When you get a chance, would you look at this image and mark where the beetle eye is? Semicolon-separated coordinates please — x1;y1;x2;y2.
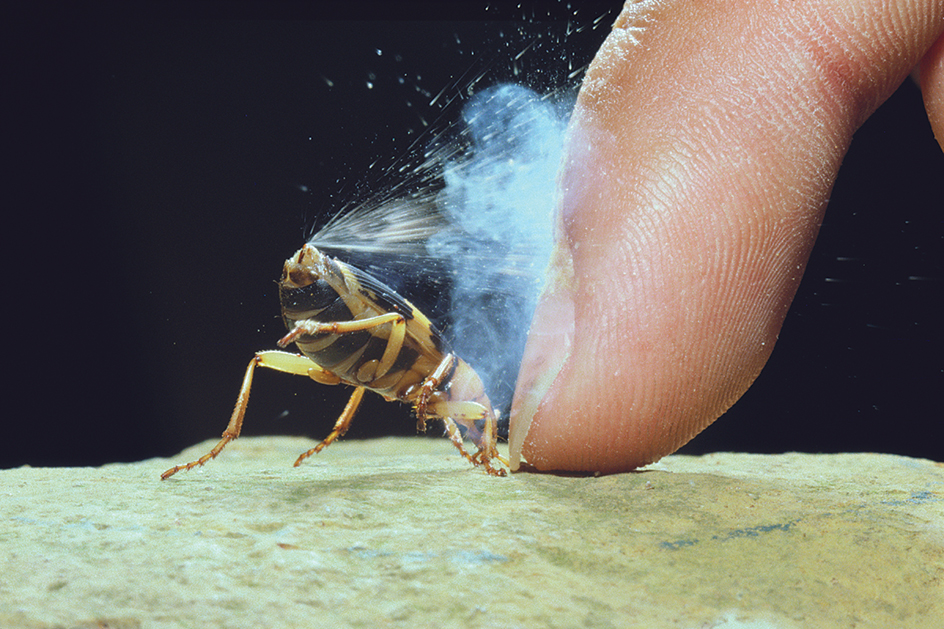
279;278;337;312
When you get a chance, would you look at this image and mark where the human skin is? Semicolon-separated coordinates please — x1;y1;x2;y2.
508;0;944;473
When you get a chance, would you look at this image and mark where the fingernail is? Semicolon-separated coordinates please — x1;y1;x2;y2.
508;240;576;470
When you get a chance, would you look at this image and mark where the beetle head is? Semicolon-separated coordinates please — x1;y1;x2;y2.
279;245;342;314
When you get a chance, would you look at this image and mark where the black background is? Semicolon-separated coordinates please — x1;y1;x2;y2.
6;3;942;469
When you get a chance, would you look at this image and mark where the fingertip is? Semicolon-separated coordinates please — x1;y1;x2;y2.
508;240;576;471
512;0;944;475
919;32;944;151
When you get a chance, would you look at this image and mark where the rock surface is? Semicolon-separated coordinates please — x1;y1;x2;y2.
2;437;942;628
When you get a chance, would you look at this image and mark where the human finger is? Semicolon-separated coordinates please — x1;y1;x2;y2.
509;0;944;473
917;30;944;149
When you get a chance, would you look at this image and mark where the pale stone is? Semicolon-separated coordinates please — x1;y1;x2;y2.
1;437;941;628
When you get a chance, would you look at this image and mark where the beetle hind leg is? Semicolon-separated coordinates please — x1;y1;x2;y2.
440;417;477;464
424;398;507;477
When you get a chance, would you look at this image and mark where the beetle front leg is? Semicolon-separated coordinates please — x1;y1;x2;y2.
278;312;407;380
161;350;335;480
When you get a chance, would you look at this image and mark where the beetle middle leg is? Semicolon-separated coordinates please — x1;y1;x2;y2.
277;312;409;467
161;350;342;480
293;385;366;467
